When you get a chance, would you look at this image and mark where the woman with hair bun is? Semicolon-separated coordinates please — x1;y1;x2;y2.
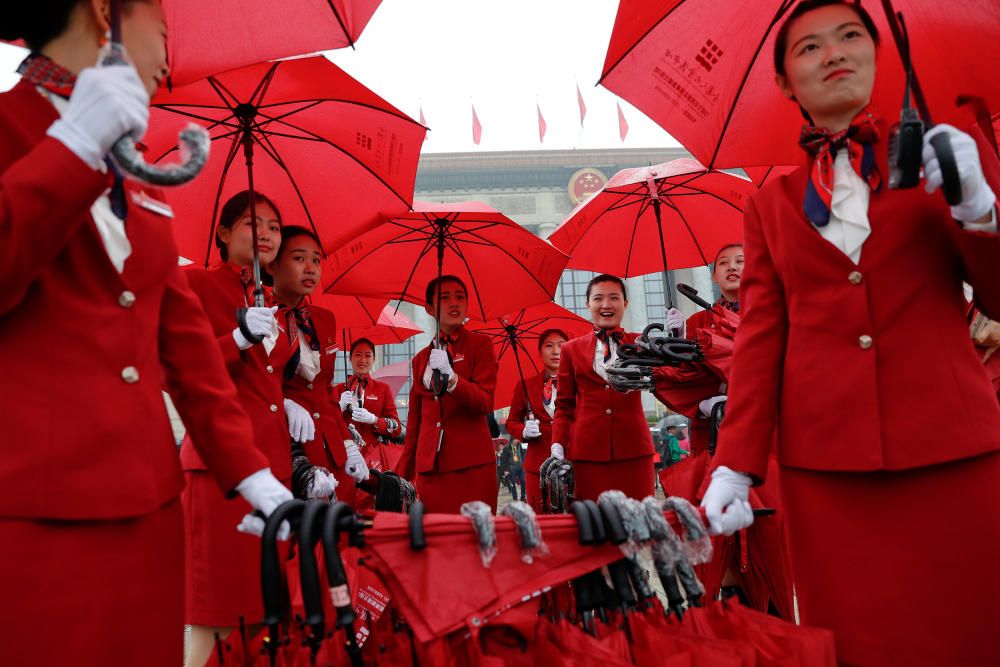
0;3;288;665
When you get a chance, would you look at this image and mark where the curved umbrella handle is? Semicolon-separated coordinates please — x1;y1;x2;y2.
101;45;209;186
260;499;305;664
297;500;331;637
929;131;963;206
321;501;358;628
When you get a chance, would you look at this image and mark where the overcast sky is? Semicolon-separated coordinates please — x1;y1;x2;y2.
0;0;681;154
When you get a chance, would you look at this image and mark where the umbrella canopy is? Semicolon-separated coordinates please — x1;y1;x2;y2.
371;359;411;400
164;0;385;86
466;303;592;410
145;56;426;270
600;0;1000;168
322;201;569;322
549;159;751;309
312;295;423;347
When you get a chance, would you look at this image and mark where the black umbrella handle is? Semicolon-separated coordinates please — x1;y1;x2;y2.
677;283;714;312
929;132;963;206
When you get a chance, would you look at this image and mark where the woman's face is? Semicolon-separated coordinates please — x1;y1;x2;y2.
218;201;282;267
713;246;744;293
269;234;322;299
350;345;375;376
119;0;170;96
776;4;877;126
425;280;468;329
587;281;627;329
539;334;567;372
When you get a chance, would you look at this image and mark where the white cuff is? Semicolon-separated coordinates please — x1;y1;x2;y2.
233;328;253;350
47;118;105;170
961;207;998;233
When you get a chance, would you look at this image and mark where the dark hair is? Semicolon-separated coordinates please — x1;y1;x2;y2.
585;274;628;301
712;243;744;266
215;190;281;262
537;328;569;351
350;337;375;356
773;0;880;78
273;226;320;262
2;1;148;52
425;274;467;305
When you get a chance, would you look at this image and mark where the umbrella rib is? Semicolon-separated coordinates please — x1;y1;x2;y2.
598;0;693;82
621;198;648;277
201;134;246;266
661;196;710;266
150;116;240;162
256;98;424;129
206;76;243;114
324;0;354;45
456;226;559;298
448;241;490;321
249;63;281;109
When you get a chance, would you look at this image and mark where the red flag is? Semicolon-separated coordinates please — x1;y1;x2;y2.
576;84;587;126
537;103;547;143
472;104;482;145
617;101;629;142
419;106;426;127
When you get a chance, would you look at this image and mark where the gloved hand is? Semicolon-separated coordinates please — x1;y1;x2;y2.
338;390;357;412
522;418;542;439
923;124;998;225
307;467;338;500
351;407;378;425
698;395;727;418
343;440;370;482
283;399;315;443
700;466;754;536
665;307;686;337
46;62;149;170
429;348;454;376
550;442;565;461
233;306;279;350
235;468;294;540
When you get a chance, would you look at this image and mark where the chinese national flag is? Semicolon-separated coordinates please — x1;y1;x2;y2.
419;106;426;127
537;104;547;143
576;84;587;126
472;104;482;145
617;101;629;142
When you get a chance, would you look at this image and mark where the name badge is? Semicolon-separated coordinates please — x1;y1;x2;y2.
324;345;339;356
131;190;174;218
452;354;465;363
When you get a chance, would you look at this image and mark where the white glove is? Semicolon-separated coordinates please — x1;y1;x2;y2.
522;418;542;439
698;395;727;418
343;440;370;482
307;467;338;500
233;306;279;350
429;348;454;376
550;442;565;460
665;307;686;337
338;390;357;412
351;407;378;425
235;468;294;540
46;63;149;170
700;466;754;536
283;399;316;443
923;124;997;224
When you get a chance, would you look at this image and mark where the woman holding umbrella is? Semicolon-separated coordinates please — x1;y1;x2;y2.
397;275;500;512
505;328;568;511
549;274;656;501
702;2;1000;664
0;3;291;665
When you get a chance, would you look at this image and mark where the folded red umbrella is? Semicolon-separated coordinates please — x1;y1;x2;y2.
466;303;592;410
164;1;385;86
549;160;751;309
630;604;748;667
146;56;425;293
600;0;1000;168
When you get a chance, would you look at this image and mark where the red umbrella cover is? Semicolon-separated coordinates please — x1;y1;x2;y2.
164;0;384;86
600;0;1000;168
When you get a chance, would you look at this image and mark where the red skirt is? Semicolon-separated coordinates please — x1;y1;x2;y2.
573;455;655;502
416;463;498;514
780;453;1000;666
0;499;183;666
184;471;276;627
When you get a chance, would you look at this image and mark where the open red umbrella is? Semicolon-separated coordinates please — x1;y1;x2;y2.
145;56;425;303
164;1;385;86
466;303;592;411
372;360;412;400
548;159;751;312
600;0;1000;168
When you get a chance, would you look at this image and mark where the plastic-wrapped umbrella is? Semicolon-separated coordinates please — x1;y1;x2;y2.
548;159;750;321
322;201;568;395
144;56;426;305
466;302;592;411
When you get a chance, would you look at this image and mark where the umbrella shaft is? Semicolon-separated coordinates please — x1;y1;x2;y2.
241;126;265;307
651;199;677;314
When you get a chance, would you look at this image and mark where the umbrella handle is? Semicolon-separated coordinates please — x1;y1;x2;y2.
677;283;714;311
101;44;209;185
929;131;963;206
408;500;427;550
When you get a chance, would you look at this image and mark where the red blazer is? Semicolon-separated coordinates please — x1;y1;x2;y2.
552;332;655;462
397;326;497;478
330;375;403;448
179;264;293;482
715;123;1000;481
505;371;557;474
0;80;266;519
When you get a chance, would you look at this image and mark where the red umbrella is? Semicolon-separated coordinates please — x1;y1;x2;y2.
548;159;751;312
372;360;412;400
164;1;385;86
466;303;592;410
145;56;425;303
744;165;797;189
599;0;1000;168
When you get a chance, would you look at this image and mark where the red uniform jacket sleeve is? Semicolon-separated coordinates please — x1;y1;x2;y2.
506;380;529;442
159;266;268;493
374;382;403;438
447;336;497;415
397;369;423;481
712;196;788;482
551;341;578;448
